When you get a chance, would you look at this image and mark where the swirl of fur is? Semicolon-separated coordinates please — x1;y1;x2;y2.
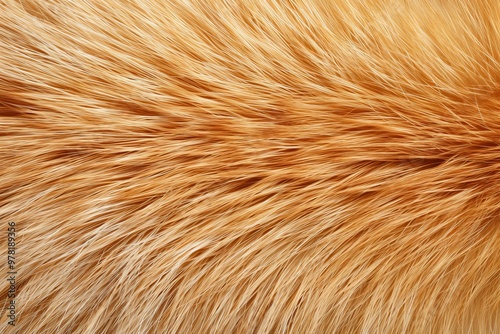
0;0;499;333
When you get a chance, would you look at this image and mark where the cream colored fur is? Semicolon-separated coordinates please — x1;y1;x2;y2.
0;0;499;333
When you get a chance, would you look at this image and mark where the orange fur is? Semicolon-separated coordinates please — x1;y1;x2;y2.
0;0;499;333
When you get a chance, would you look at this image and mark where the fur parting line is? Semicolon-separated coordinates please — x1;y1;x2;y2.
0;0;499;333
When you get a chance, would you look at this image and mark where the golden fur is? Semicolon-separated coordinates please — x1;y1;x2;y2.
0;0;499;333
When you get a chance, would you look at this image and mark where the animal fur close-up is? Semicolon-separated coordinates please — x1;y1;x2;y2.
0;0;499;333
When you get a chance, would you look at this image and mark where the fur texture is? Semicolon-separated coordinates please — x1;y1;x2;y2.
1;0;499;333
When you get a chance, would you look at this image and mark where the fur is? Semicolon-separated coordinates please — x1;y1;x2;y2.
0;0;499;333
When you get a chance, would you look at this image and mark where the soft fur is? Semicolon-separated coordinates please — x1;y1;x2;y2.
0;0;499;333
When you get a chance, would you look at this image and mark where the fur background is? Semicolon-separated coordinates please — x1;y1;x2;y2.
0;0;499;333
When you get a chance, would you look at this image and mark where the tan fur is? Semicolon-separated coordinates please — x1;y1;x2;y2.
0;0;499;333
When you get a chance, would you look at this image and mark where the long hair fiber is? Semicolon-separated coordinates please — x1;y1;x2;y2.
0;0;499;333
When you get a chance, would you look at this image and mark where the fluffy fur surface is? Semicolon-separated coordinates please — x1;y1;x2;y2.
1;0;499;333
